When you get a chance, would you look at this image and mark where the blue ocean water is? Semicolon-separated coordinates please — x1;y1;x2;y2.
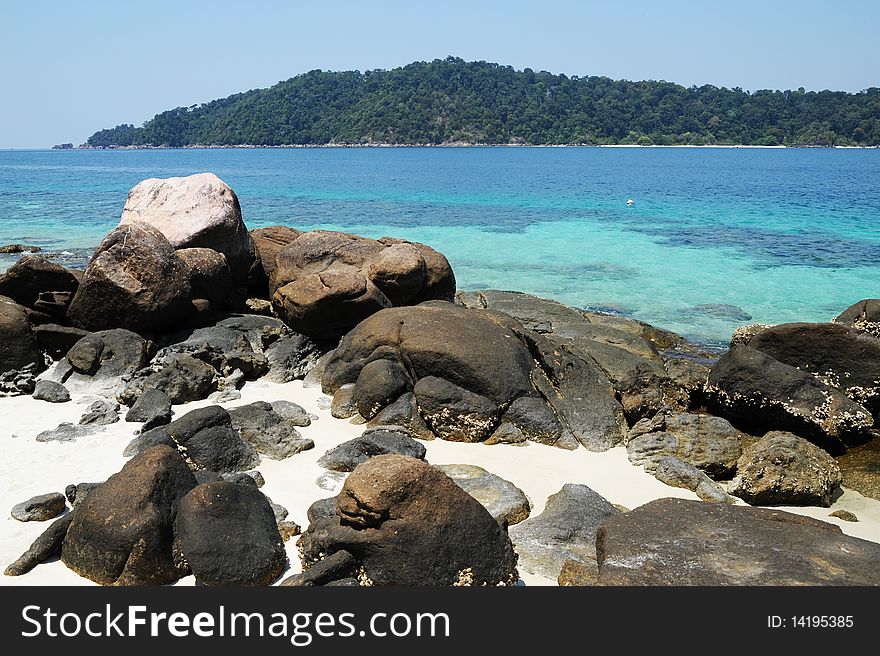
1;147;879;345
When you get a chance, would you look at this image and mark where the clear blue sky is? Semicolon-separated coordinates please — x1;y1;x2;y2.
2;0;878;148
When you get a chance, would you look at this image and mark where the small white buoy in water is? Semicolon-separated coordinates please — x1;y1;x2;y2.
626;199;635;206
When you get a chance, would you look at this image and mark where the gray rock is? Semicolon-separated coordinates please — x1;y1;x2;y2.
79;399;120;426
209;389;242;403
120;353;216;406
228;401;314;460
11;492;66;522
59;328;154;396
436;464;530;526
270;400;314;426
413;376;500;442
498;396;563;445
730;431;843;507
626;413;743;479
509;484;619;580
125;388;172;430
35;422;96;443
317;427;426;472
596;497;880;585
264;333;321;383
32;380;70;403
307;496;338;523
653;456;735;504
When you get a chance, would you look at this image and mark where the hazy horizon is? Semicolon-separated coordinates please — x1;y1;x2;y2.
3;0;879;148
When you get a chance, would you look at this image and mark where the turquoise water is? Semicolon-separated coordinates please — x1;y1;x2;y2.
2;147;879;345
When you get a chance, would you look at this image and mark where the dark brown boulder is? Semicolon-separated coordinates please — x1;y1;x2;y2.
177;247;231;310
250;226;302;279
298;454;518;586
67;222;193;332
0;255;79;308
596;497;880;585
0;295;43;375
835;298;880;336
60;445;198;585
269;230;455;339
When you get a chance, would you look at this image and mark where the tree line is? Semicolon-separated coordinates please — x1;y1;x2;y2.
86;57;880;147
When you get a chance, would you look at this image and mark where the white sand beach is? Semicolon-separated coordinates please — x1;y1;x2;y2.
3;371;879;587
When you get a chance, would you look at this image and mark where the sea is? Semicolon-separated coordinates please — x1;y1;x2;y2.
2;146;879;346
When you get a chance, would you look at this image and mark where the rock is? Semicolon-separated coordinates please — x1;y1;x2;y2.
0;296;43;375
652;456;735;503
5;515;72;576
228;401;314;459
64;483;101;507
120;354;216;405
177;247;231;310
497;396;563;445
557;559;598;586
58;329;154;396
68;222;193;332
829;510;858;522
0;256;79;308
836;438;880;500
0;244;41;254
61;445;198;585
125;405;260;473
209;389;241;403
330;383;357;419
264;333;321;383
730;431;843;507
35;422;95;443
173;482;287;586
270;400;313;426
413;376;500;442
509;484;618;581
299;455;518;586
119;173;255;281
0;363;38;396
436;464;530;526
748;322;880;416
626;413;743;479
250;226;302;281
125;388;173;429
324;301;625;447
33;290;76;321
79;399;120;426
281;550;356;587
317;427;427;472
706;344;873;454
834;299;880;337
33;324;90;360
278;521;301;542
595;497;880;585
32;380;70;403
730;323;773;346
269;230;455;339
11;492;66;522
307;497;338;522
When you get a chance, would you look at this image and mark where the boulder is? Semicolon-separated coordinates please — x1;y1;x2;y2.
35;422;96;443
125;405;260;473
509;484;618;580
32;324;90;360
0;296;43;375
730;431;843;506
173;482;287;586
323;301;626;448
748;322;880;416
317;427;427;472
5;515;73;576
298;454;518;586
250;226;302;280
119;173;255;281
67;222;193;332
11;492;66;522
227;401;314;460
120;353;216;405
836;438;880;500
436;464;531;526
280;549;357;587
626;413;743;479
269;230;455;339
835;299;880;337
264;333;321;383
79;399;120;426
706;344;873;454
177;247;231;310
125;388;173;429
595;497;880;585
32;380;70;403
652;456;735;504
270;400;313;426
57;328;154;396
0;256;79;308
61;445;198;585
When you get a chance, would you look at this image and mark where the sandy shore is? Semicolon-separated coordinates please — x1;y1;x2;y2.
3;373;879;587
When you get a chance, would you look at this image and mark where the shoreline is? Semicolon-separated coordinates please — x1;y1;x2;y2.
40;143;880;151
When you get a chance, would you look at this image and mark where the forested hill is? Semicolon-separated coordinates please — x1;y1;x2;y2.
86;57;880;147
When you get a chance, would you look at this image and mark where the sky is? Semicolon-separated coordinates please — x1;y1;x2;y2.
2;0;878;148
